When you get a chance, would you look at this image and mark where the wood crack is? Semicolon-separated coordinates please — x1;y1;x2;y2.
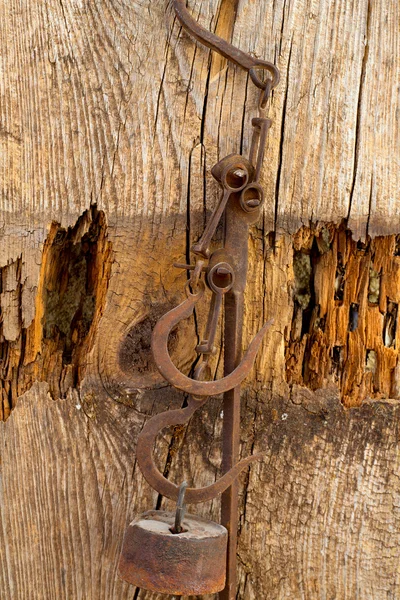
347;0;372;225
274;38;292;236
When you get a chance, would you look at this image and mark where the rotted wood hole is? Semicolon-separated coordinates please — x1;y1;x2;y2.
0;205;112;420
3;215;400;421
286;222;400;407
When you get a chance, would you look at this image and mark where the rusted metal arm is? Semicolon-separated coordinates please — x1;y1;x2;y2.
173;0;280;89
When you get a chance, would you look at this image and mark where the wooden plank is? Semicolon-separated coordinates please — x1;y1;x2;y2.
0;0;399;598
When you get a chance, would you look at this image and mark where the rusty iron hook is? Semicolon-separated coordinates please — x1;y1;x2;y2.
136;394;262;504
151;283;273;396
139;281;272;503
173;0;280;89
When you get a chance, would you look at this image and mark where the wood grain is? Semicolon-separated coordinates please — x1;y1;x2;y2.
1;383;400;599
0;0;399;598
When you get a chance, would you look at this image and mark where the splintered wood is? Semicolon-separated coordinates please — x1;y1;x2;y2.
0;206;112;420
286;225;400;406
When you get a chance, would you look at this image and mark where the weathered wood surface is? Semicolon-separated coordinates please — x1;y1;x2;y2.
2;384;400;599
0;0;399;598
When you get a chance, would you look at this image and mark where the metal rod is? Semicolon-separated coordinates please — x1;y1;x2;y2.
171;480;188;534
220;387;241;600
219;191;252;598
220;294;243;600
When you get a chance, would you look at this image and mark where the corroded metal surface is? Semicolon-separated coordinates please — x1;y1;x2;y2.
119;510;228;596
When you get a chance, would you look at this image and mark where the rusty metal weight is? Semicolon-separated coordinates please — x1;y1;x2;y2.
119;1;279;597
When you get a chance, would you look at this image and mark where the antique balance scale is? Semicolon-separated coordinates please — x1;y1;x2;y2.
119;1;279;597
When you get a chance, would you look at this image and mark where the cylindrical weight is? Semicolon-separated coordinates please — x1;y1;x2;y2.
119;510;228;596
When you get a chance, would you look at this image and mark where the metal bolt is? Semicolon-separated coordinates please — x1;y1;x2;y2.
246;199;261;208
216;267;231;276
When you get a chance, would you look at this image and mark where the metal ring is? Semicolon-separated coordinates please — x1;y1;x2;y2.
249;64;280;90
239;183;264;213
193;358;211;382
207;262;235;295
185;278;205;298
222;162;250;192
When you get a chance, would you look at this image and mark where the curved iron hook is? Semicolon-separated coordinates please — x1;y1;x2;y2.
136;395;262;503
151;286;273;396
173;0;280;89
